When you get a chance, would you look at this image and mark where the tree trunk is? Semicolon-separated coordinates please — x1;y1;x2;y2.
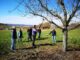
63;28;68;52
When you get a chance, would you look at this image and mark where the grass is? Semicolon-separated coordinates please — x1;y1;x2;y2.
0;28;80;54
68;28;80;48
0;30;11;54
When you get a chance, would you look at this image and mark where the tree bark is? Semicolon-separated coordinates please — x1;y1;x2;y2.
63;27;68;52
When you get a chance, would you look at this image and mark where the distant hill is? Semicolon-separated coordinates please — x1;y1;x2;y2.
69;23;80;29
37;22;51;29
0;23;33;30
7;24;33;27
37;22;80;29
0;23;9;30
0;23;8;26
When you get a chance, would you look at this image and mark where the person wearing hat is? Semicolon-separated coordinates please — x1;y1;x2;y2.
11;26;17;50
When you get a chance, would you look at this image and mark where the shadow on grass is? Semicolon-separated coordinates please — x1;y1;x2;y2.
17;43;53;50
22;37;49;42
37;43;53;47
56;40;63;42
67;48;80;51
17;47;35;50
36;37;49;40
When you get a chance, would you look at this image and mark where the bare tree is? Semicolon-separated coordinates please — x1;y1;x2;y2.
12;0;80;52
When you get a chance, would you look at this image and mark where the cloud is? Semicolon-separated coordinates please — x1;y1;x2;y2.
0;14;79;26
0;15;43;25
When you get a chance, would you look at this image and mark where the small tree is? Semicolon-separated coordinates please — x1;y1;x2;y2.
13;0;80;52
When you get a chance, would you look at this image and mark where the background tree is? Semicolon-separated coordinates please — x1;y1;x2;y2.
11;0;80;52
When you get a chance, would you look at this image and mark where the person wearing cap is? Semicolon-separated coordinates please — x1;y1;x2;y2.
11;26;17;50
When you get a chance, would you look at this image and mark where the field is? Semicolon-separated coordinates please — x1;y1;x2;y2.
0;28;80;60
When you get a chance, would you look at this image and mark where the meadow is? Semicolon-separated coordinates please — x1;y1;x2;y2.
0;28;80;54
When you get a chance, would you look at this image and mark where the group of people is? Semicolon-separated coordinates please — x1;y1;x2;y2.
27;25;41;47
11;26;23;50
27;26;41;41
11;25;42;50
11;25;56;51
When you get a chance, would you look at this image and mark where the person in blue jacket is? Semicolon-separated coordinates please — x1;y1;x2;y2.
49;29;56;44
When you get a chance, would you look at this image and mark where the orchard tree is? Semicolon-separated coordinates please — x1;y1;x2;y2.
12;0;80;52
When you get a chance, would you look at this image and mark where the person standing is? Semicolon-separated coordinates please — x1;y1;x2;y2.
18;28;23;41
32;25;37;48
11;26;17;50
49;29;56;44
17;28;23;48
27;27;32;41
37;27;41;39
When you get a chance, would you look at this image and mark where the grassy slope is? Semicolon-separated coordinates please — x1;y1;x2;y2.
0;28;80;53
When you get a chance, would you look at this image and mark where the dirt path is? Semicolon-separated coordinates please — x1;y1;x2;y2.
0;43;80;60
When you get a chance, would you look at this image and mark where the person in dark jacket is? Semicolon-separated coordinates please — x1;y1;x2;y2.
11;26;17;50
37;27;41;39
27;27;32;41
49;29;56;44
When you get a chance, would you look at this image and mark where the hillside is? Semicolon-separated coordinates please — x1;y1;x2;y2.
0;23;33;30
0;23;9;30
37;22;51;29
69;23;80;29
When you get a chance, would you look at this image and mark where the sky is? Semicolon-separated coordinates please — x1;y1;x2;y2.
0;0;43;25
0;0;79;25
0;0;65;25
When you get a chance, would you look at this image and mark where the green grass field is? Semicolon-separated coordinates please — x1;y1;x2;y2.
0;28;80;54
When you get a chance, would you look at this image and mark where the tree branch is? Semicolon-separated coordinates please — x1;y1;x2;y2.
67;2;79;24
57;0;67;21
31;12;63;29
38;0;64;24
68;23;80;30
9;0;24;13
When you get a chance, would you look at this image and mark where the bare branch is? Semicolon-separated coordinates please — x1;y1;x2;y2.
67;1;79;24
9;0;24;13
57;0;67;21
31;12;63;29
38;0;64;24
68;23;80;30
